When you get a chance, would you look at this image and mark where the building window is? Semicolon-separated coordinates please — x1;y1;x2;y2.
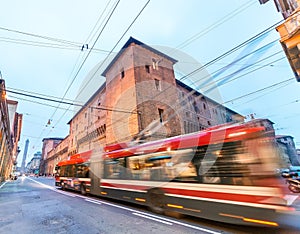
145;65;150;73
155;79;161;91
203;103;206;110
152;58;159;70
158;108;164;123
120;69;125;78
193;101;199;113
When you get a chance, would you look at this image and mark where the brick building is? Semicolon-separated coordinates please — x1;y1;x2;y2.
43;37;243;174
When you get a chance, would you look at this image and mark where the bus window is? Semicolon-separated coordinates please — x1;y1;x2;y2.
127;150;197;181
191;142;252;185
65;165;76;177
60;166;66;177
77;164;89;178
104;158;128;179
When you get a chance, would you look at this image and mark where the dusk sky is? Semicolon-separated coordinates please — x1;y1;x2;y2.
0;0;299;165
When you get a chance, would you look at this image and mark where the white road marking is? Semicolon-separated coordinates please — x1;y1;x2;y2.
132;212;173;225
85;198;102;205
0;181;7;189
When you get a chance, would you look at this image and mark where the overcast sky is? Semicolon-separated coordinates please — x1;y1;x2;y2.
0;0;299;165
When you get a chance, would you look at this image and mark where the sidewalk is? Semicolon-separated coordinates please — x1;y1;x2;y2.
0;177;56;234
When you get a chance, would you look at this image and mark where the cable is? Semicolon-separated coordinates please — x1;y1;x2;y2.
45;0;120;136
179;22;282;83
39;0;122;147
176;1;256;50
220;77;295;106
186;39;281;90
0;26;80;46
50;0;121;113
76;0;151;96
0;28;112;54
4;88;137;114
202;53;286;93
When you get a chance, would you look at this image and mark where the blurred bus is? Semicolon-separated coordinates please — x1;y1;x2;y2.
55;119;300;227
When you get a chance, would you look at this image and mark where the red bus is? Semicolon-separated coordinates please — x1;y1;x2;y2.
55;119;300;227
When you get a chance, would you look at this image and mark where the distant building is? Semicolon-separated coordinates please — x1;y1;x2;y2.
39;138;64;175
26;151;42;174
276;135;300;166
44;136;69;176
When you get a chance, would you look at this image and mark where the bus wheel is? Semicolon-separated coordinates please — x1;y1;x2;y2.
147;188;165;214
61;182;66;190
80;183;87;195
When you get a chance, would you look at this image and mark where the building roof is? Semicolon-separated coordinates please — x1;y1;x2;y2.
101;37;178;77
176;79;241;116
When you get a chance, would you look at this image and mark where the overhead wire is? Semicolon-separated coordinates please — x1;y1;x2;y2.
184;39;282;91
0;27;112;53
0;26;80;46
29;0;123;151
175;1;256;50
4;88;137;114
47;0;122;120
46;0;119;136
76;0;151;96
220;77;294;106
179;20;283;83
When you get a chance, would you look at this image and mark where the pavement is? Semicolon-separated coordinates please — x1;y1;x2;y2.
0;176;57;234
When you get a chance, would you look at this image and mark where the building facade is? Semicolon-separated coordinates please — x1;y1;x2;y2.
26;151;42;175
276;135;300;166
40;137;64;175
43;37;244;173
260;0;300;81
44;136;69;175
0;79;22;182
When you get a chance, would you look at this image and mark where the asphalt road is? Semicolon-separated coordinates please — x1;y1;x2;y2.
0;176;223;234
1;176;300;234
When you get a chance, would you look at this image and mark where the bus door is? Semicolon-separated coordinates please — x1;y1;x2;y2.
90;159;102;195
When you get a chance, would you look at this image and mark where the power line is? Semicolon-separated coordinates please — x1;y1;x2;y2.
76;0;151;96
4;88;137;114
0;26;80;46
47;0;121;132
52;0;121;110
221;77;295;106
179;21;283;83
0;27;112;53
176;1;256;50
